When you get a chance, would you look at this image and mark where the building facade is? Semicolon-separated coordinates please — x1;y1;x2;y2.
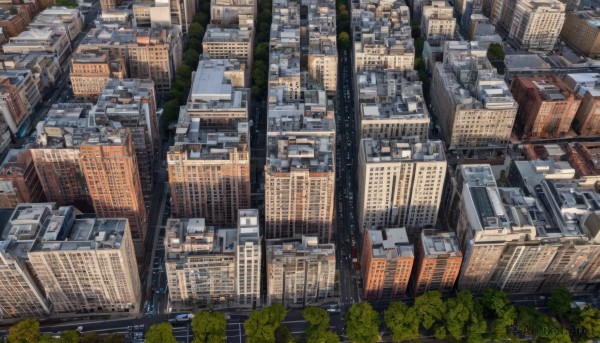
413;230;462;295
235;209;261;308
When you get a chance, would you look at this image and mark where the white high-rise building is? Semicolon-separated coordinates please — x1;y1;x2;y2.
358;139;447;233
235;209;261;308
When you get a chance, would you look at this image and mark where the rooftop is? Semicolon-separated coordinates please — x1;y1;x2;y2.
420;230;461;257
361;139;445;163
165;218;237;257
368;228;414;259
188;59;248;111
171;117;248;160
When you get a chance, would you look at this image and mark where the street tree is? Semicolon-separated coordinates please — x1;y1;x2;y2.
8;319;40;343
413;291;446;333
274;326;292;343
548;286;573;318
579;307;600;340
307;330;340;343
384;301;419;342
145;323;177;343
337;32;351;50
192;311;227;343
244;304;286;343
303;307;330;332
345;302;380;343
184;49;200;69
189;23;205;40
481;289;516;339
59;330;80;343
444;290;486;342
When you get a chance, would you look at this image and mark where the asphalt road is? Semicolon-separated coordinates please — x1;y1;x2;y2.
335;47;362;315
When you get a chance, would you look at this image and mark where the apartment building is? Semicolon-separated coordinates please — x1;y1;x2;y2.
31;103;96;211
361;228;414;300
563;73;600;136
357;139;446;233
421;0;456;41
413;230;462;295
306;3;337;92
168;116;250;226
268;18;301;104
3;28;71;64
0;149;45;208
127;28;182;95
508;0;565;51
0;53;61;94
431;41;517;149
236;209;261;308
0;203;54;318
266;236;336;306
0;69;41;136
352;3;414;72
79;128;147;257
164;218;236;309
202;25;253;68
70;52;127;100
77;25;182;95
511;76;581;139
93;78;157;204
265;92;336;242
448;164;600;294
28;7;84;42
185;58;249;130
210;0;256;26
356;70;429;141
561;11;600;57
100;0;122;12
566;142;600;188
0;9;28;39
455;0;483;30
28;209;141;314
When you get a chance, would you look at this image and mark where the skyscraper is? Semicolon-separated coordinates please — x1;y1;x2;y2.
79;128;147;257
357;139;446;233
235;209;261;308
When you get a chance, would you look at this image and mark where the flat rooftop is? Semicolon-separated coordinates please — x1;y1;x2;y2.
368;228;414;259
421;230;461;257
361;139;445;163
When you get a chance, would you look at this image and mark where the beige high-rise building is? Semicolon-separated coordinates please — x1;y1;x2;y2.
449;164;600;294
29;212;141;314
361;228;414;300
186;58;249;130
0;203;54;318
31;103;96;211
266;236;336;306
70;52;127;100
265;91;336;242
164;218;236;309
430;41;517;149
563;73;600;136
79;128;147;257
306;3;337;92
236;209;261;308
94;79;158;204
356;70;430;141
413;230;462;295
100;0;122;12
357;139;446;233
421;0;456;40
508;0;565;51
202;25;253;68
168;117;250;227
353;4;414;72
561;11;600;57
210;0;256;26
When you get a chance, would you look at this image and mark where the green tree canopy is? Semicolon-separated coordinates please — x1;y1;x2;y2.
579;307;600;340
482;288;516;339
413;291;446;332
184;49;200;69
189;38;202;53
274;326;292;343
254;42;269;62
244;304;286;343
188;22;205;40
59;330;80;343
345;303;380;343
337;32;351;51
193;13;209;25
487;43;505;61
384;301;419;342
8;319;40;343
444;290;486;342
192;311;227;343
55;0;78;7
307;330;340;343
146;323;177;343
548;286;573;318
303;307;330;332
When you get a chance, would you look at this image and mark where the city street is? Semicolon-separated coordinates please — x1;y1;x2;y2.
334;47;362;315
